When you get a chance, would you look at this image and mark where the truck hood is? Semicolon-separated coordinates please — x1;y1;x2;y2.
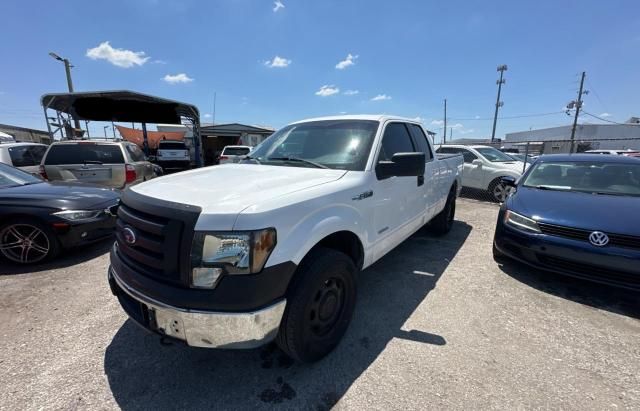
131;164;347;215
495;161;526;173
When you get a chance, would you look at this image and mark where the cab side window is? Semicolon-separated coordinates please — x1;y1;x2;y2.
126;145;146;162
378;123;415;162
408;124;433;162
461;149;478;163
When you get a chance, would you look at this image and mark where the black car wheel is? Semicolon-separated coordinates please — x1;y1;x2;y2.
0;220;60;264
276;247;357;363
430;187;456;235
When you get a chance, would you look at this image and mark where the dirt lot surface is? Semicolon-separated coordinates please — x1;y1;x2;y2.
1;198;639;410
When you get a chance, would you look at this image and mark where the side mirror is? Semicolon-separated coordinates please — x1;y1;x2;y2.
472;159;483;166
376;152;425;180
500;176;517;187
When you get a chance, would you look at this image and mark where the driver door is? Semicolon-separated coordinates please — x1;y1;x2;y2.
371;122;425;261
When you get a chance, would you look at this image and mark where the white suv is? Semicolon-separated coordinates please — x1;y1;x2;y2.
436;144;526;202
218;145;251;164
0;142;48;175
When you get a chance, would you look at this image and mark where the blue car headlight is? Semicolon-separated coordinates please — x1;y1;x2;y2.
504;210;541;234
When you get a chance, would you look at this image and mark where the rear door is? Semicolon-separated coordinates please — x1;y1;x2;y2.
407;124;440;220
43;143;126;187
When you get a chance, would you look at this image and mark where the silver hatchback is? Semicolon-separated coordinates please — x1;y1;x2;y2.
40;140;155;188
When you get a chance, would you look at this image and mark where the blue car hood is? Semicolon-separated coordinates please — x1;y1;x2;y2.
509;187;640;236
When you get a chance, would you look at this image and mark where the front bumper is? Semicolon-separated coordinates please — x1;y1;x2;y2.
494;217;640;290
56;215;117;248
109;266;287;349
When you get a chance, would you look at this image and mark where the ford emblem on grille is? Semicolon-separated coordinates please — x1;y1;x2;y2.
588;231;609;247
123;227;137;245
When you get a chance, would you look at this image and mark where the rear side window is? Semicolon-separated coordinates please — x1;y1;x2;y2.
44;144;125;165
408;124;433;161
126;145;146;162
378;123;415;162
8;145;47;167
223;147;250;156
436;147;458;154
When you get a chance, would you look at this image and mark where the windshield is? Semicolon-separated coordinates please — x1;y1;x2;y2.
158;141;187;149
249;120;379;170
523;161;640;196
475;147;517;162
0;163;42;188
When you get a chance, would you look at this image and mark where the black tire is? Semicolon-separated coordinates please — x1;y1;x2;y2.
276;247;358;363
0;218;61;264
488;177;510;203
430;187;456;236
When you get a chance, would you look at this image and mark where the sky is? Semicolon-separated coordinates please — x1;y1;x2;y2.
1;0;639;141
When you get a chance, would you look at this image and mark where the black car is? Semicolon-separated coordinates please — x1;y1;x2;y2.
0;163;120;264
494;154;640;290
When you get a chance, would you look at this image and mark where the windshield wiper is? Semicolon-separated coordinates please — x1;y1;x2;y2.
534;185;572;191
266;157;329;169
243;155;261;164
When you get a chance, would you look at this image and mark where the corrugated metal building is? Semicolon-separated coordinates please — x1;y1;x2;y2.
0;123;52;144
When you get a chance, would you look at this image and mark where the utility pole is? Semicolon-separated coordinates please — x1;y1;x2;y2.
569;71;587;153
212;92;217;125
103;126;109;139
443;98;447;144
49;52;81;132
491;64;508;142
112;121;117;139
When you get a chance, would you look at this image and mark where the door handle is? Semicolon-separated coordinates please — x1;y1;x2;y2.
417;175;424;186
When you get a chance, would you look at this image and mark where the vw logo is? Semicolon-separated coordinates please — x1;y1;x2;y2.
122;227;137;245
588;231;609;247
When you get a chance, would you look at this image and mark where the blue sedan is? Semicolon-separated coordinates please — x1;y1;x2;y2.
493;154;640;290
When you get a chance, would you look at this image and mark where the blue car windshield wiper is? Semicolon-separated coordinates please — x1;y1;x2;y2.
535;185;572;191
266;156;329;169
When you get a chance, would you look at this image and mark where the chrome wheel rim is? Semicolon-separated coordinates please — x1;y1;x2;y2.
0;224;50;263
492;183;508;202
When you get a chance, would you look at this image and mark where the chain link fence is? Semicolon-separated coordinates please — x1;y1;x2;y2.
436;137;640;204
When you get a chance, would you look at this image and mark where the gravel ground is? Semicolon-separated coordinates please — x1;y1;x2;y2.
1;198;639;410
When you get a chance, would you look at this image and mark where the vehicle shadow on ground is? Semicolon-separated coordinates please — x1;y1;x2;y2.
104;221;472;410
0;237;113;275
497;259;640;320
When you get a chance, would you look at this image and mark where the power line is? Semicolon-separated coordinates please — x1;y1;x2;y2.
584;77;608;113
582;111;636;125
450;111;565;121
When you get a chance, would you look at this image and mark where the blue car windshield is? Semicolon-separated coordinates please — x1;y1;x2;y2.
0;163;42;188
523;161;640;196
248;120;379;171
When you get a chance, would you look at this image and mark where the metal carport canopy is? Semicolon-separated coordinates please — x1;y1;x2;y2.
40;90;199;124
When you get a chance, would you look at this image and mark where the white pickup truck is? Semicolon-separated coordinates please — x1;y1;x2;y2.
108;115;463;362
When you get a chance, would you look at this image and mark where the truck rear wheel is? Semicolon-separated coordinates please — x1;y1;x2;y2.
429;187;456;235
276;247;357;363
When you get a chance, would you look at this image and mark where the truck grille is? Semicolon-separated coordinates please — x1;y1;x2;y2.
115;191;201;286
538;223;640;251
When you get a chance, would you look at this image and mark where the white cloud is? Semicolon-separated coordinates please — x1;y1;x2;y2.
343;89;359;95
474;115;481;119
162;73;194;84
315;85;340;97
412;116;425;123
151;59;167;64
371;94;391;101
450;123;464;130
336;53;358;70
264;56;291;68
459;129;475;135
203;113;212;118
273;0;285;12
599;112;611;118
430;119;444;126
86;41;150;68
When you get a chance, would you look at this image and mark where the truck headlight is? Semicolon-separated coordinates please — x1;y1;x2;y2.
52;210;103;221
503;210;541;233
190;228;277;288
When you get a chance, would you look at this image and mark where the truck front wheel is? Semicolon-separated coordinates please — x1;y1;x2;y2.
276;248;357;363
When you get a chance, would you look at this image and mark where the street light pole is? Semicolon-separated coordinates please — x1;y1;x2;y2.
103;126;109;139
49;52;81;132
